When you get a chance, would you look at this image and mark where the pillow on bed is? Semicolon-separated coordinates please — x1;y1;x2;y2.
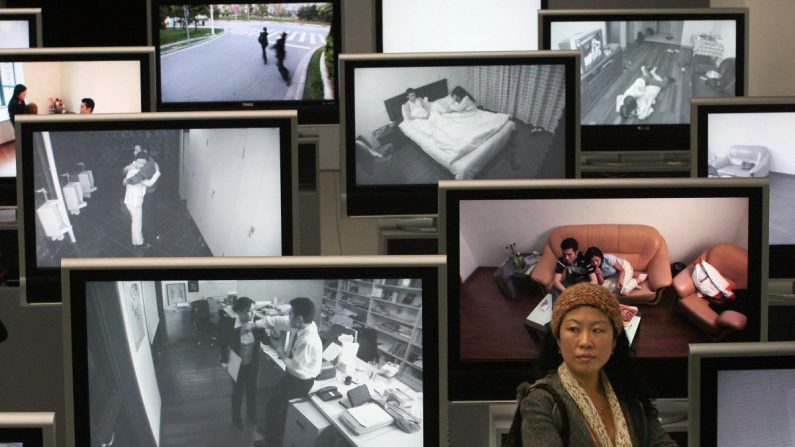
431;95;453;113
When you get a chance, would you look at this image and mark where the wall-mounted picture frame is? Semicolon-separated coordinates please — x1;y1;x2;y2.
166;282;187;306
187;280;199;293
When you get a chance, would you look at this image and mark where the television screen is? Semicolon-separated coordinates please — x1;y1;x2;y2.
376;0;546;53
150;1;341;124
0;47;155;202
0;9;42;49
439;178;767;400
540;8;747;152
341;52;578;217
693;97;795;279
62;255;442;447
17;111;296;303
0;412;55;447
689;342;795;447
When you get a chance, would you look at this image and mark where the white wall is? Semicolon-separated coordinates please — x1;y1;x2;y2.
458;197;749;280
237;279;324;316
0;20;30;48
353;66;467;147
142;281;159;345
708;112;795;175
116;281;161;446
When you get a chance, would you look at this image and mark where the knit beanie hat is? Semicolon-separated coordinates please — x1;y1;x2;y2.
551;283;623;338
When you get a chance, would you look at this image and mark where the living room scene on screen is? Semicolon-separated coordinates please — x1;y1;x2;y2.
706;111;795;246
0;60;143;177
86;278;424;446
550;19;737;125
158;3;335;103
353;64;567;183
456;197;753;363
31;127;283;267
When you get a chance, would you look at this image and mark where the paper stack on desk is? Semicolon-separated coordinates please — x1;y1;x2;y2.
339;402;394;435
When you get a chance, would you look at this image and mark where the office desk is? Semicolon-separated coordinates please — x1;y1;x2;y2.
260;345;424;447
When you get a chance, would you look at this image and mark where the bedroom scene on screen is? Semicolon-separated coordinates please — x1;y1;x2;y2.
31;127;282;267
0;21;30;49
353;64;567;184
456;197;754;363
706;112;795;246
84;278;425;446
0;60;143;178
157;3;335;103
716;368;795;447
550;19;737;125
379;0;541;53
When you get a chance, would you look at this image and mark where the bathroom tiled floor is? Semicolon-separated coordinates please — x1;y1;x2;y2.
37;190;212;266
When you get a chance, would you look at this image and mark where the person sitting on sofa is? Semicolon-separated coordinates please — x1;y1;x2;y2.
552;237;597;304
585;246;648;296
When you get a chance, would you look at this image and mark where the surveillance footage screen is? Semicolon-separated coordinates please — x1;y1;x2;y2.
156;3;335;104
550;19;738;125
0;21;30;48
31;126;284;267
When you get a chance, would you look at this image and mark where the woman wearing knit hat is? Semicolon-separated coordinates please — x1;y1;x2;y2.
514;283;676;446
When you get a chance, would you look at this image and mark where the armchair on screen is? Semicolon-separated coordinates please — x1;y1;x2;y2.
672;243;748;341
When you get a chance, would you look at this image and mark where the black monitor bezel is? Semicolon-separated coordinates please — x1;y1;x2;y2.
148;0;342;125
539;8;748;153
693;98;795;279
0;427;45;446
441;180;766;401
0;48;156;205
374;0;549;53
342;52;579;218
63;260;441;447
17;113;295;304
0;9;42;48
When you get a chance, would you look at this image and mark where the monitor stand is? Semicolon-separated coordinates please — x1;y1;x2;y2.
395;217;437;234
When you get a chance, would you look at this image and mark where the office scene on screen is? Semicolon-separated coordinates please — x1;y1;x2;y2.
379;0;541;53
706;112;795;246
157;3;334;103
353;65;567;183
0;60;143;177
0;21;30;48
717;369;795;446
550;19;737;125
84;278;425;446
31;127;282;267
457;197;754;362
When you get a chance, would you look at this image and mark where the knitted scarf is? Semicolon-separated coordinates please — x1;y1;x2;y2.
558;363;632;447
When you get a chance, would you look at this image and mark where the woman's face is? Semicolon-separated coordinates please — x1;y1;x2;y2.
451;93;461;102
236;306;253;323
18;90;27;100
591;256;602;268
557;305;615;382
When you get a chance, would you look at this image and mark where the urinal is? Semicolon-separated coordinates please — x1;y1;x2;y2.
62;182;87;215
77;163;97;198
36;200;68;240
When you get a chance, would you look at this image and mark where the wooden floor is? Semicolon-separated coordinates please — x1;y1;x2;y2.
0;140;15;177
769;171;795;245
357;119;563;184
583;41;693;125
156;339;264;446
459;267;711;361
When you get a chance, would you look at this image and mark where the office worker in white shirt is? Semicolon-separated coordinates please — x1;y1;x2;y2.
252;297;322;447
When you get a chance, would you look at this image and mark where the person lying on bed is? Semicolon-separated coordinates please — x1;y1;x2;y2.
615;66;674;120
443;86;478;113
402;87;431;120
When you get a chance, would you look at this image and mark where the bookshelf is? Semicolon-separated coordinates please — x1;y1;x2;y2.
320;278;423;386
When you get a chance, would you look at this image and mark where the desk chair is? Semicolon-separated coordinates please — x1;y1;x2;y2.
356;328;380;363
190;299;218;348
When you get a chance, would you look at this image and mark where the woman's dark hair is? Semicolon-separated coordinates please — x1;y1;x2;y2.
536;322;659;418
11;84;27;101
232;296;254;314
619;95;637;119
450;85;474;101
584;246;604;261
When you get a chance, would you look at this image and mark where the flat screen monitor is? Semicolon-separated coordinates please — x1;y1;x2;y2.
376;0;547;53
689;342;795;447
439;178;768;400
0;47;156;204
0;9;42;49
340;51;579;217
149;0;341;124
539;8;747;153
16;111;297;304
692;96;795;279
0;412;55;447
61;255;443;447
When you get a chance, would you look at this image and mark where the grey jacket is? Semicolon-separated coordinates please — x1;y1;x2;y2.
520;373;678;447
